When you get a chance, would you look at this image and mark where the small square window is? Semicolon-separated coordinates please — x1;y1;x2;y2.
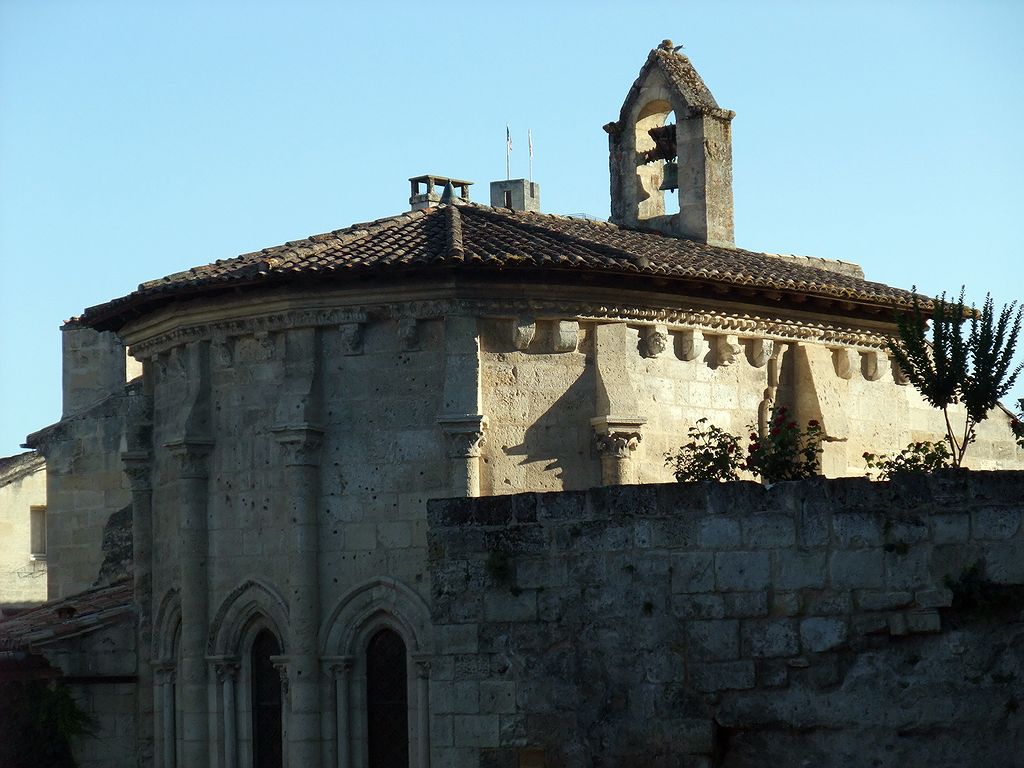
30;505;46;559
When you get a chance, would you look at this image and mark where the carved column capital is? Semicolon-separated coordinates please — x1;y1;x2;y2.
437;414;488;458
121;450;152;492
411;653;432;679
322;655;354;679
270;655;290;695
208;655;240;682
591;416;646;459
640;325;668;358
164;440;213;479
271;425;324;466
153;660;177;683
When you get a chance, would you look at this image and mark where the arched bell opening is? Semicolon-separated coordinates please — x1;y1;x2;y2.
633;100;679;221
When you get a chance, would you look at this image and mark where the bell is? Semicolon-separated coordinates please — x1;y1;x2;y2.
658;161;678;192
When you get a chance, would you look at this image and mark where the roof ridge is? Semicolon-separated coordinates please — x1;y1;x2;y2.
444;204;465;261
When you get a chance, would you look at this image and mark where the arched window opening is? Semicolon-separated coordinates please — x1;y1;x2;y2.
659;110;679;216
366;628;409;768
251;629;283;768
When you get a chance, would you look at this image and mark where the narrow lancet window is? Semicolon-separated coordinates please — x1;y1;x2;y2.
366;628;409;768
251;629;283;768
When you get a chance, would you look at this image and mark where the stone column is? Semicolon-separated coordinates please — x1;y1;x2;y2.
437;415;488;497
413;655;431;768
123;429;154;768
212;658;240;768
323;656;354;768
271;656;292;768
154;662;176;768
591;416;645;485
167;439;213;768
272;426;323;767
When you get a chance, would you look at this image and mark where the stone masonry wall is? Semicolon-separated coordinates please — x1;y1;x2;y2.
427;472;1024;768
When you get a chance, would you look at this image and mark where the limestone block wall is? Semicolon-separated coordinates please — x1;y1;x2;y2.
427;473;1024;768
0;457;47;608
27;327;136;600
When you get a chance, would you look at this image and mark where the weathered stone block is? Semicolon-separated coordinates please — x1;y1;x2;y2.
804;592;852;615
799;617;848;652
684;619;739;660
483;591;537;622
774;550;827;590
436;623;479;654
723;591;769;618
479;680;517;714
671;552;715;593
742;619;799;658
971;508;1021;540
770;591;801;617
796;504;829;547
672;594;726;620
757;659;790;688
829;550;884;588
832;513;884;547
715;551;770;591
855;590;913;611
742;515;796;548
983;542;1024;584
452;714;500;747
906;609;942;633
691;660;756;692
914;587;954;608
884;546;932;590
698;516;741;548
932;513;970;544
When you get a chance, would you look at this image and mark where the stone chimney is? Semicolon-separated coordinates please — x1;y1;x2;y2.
604;41;735;247
489;179;541;212
409;174;473;210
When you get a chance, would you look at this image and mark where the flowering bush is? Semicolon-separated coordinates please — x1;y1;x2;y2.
1012;398;1024;450
745;406;822;482
863;441;952;480
665;418;744;482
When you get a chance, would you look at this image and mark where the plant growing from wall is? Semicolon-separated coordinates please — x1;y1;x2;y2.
0;680;95;768
664;418;744;482
863;440;952;480
888;288;1023;466
745;406;822;482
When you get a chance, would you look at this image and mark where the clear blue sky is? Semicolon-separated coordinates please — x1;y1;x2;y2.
2;0;1022;456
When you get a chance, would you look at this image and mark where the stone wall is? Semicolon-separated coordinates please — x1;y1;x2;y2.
26;327;136;601
427;472;1024;767
0;455;47;608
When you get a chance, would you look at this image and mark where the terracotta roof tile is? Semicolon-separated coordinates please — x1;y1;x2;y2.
0;580;133;651
81;203;917;329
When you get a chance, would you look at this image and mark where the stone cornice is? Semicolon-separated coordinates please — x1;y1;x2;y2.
123;289;897;360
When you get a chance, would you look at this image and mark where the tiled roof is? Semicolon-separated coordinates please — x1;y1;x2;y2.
0;580;133;651
80;203;917;329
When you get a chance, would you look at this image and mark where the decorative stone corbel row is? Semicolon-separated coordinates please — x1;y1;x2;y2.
397;316;419;351
512;317;536;351
339;322;365;355
713;335;742;367
832;347;858;380
891;357;911;385
641;325;669;358
746;338;774;368
676;328;705;361
860;350;886;381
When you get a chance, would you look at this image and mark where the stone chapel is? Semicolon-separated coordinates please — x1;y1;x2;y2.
2;40;1022;768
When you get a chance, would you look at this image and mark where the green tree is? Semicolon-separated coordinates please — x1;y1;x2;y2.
888;288;1023;466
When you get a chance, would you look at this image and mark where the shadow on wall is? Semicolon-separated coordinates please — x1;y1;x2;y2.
502;366;600;491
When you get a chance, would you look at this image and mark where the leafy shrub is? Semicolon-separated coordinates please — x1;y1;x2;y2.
745;406;822;482
664;418;743;482
1012;398;1024;449
863;440;953;480
0;681;95;768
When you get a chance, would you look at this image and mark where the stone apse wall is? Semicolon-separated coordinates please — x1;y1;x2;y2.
427;472;1024;767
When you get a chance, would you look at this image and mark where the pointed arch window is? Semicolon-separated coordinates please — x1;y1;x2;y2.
366;628;409;768
251;629;283;768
